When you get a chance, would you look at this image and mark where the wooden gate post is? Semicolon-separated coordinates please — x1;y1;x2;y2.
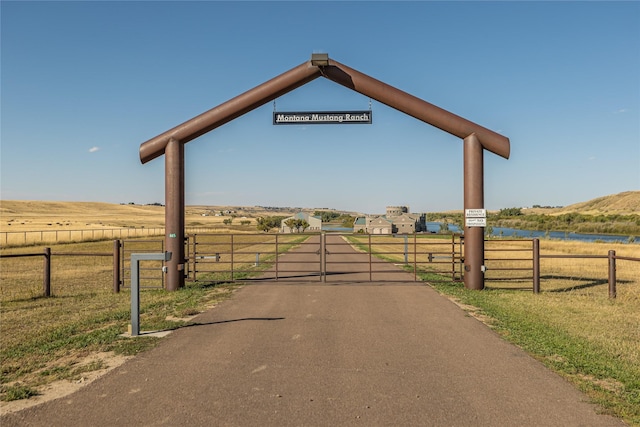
43;247;51;297
463;134;485;290
113;239;121;293
608;250;616;299
533;238;540;293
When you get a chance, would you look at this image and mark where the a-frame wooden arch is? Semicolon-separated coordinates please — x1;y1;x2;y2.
139;54;510;291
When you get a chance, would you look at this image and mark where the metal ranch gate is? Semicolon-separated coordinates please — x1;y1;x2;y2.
185;233;463;283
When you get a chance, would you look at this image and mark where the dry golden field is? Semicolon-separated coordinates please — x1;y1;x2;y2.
0;200;289;231
1;201;169;230
0;201;302;246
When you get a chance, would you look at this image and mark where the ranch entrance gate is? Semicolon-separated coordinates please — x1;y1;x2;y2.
139;53;510;291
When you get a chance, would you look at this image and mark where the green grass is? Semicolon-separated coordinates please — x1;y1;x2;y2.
425;275;640;426
0;384;39;402
0;277;238;402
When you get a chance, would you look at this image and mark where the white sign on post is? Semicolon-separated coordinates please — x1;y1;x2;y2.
465;209;487;218
465;217;487;227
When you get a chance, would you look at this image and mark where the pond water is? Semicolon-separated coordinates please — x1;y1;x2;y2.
321;223;637;244
426;222;638;244
322;225;354;232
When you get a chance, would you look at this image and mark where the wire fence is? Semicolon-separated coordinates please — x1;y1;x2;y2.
0;226;227;247
1;228;166;247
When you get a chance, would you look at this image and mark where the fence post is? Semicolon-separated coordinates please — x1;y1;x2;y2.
322;232;327;283
113;240;121;293
451;235;455;280
230;234;234;281
368;233;372;282
533;238;540;294
192;234;197;280
413;233;417;281
403;234;408;264
43;247;51;297
608;250;616;299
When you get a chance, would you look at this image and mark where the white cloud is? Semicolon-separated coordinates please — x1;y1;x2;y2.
614;109;628;114
89;146;100;153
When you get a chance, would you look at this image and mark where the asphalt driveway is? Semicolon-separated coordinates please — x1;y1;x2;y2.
1;235;625;426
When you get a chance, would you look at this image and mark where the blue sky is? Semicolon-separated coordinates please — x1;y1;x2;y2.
1;1;638;214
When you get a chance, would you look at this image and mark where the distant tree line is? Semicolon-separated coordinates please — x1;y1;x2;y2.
497;207;523;217
255;216;286;232
314;211;355;228
427;210;640;236
254;212;356;232
493;211;640;235
121;202;164;206
532;204;563;209
284;218;310;233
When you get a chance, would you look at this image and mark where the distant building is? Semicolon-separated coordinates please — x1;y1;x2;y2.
353;206;426;235
279;212;322;233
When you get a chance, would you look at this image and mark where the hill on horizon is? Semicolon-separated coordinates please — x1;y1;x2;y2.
1;191;637;231
526;191;639;216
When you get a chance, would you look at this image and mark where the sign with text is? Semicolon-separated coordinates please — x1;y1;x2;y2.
273;111;372;125
465;217;487;227
465;209;487;218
